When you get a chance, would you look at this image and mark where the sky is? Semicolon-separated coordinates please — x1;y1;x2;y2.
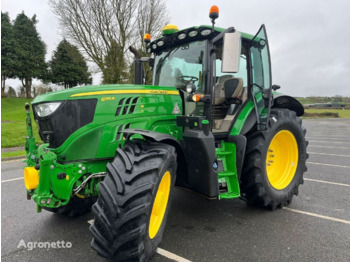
2;0;350;97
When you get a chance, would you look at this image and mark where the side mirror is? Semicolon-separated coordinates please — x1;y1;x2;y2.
222;32;241;73
272;84;281;91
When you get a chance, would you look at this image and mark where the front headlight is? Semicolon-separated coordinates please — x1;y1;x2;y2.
34;102;62;117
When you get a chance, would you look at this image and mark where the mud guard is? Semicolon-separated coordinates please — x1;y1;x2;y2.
272;95;304;116
240;94;304;136
122;128;189;191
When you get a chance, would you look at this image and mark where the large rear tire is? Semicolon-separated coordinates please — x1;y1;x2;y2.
241;109;308;209
90;140;176;261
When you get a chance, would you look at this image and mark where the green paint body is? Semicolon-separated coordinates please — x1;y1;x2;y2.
25;85;185;210
24;25;280;209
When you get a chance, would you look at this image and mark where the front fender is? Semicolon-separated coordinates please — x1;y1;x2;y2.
122;128;188;188
272;94;304;116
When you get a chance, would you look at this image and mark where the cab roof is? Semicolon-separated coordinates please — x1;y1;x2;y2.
147;25;254;54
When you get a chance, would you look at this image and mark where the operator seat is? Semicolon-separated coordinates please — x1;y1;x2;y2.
214;75;233;105
224;78;244;103
213;77;245;133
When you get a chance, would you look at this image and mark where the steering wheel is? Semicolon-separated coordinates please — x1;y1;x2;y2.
177;76;199;83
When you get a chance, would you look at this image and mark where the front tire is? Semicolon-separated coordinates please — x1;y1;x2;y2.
90;140;176;261
241;109;308;209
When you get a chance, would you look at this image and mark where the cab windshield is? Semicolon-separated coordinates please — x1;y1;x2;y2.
153;41;206;93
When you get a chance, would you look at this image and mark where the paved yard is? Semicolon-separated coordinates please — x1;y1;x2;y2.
1;118;350;261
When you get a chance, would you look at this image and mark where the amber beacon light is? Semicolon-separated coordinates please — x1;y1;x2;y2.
144;33;151;44
209;5;219;20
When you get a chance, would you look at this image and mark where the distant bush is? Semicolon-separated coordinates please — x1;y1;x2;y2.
6;86;17;97
33;84;53;96
304;112;339;118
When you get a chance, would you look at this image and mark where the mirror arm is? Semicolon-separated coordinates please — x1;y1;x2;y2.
212;27;235;45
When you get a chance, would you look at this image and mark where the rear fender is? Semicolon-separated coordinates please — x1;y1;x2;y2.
239;95;304;136
272;95;304;116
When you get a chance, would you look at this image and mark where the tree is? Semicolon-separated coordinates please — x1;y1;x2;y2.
49;0;169;84
136;0;169;52
18;86;26;98
12;12;47;98
35;84;54;95
49;39;92;88
102;40;127;84
1;12;16;97
334;95;343;102
6;86;17;97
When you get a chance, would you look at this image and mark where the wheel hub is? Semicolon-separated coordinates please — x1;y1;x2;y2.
266;130;298;190
149;171;171;239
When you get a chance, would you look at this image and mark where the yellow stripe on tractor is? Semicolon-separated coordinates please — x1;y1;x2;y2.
70;89;179;97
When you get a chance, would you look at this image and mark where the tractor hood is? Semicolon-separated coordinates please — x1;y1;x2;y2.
31;84;179;104
30;83;183;155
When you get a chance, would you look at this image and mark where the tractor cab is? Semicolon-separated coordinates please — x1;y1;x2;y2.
138;22;275;140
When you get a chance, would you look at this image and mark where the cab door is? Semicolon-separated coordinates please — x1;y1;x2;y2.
250;25;272;130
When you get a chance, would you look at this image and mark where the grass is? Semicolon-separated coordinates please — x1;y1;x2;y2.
296;97;350;105
304;108;350;118
1;98;349;149
1;150;26;159
1;98;41;148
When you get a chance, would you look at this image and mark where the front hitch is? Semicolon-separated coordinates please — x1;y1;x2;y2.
23;102;103;213
24;143;96;212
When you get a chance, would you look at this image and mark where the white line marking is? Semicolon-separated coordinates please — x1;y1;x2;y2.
304;178;350;187
308;132;350;135
309;140;350;145
1;158;26;163
308;152;350;158
156;248;192;262
307;136;350;141
307;161;350;169
284;207;350;225
1;177;23;183
308;145;350;149
307;134;350;138
307;132;350;135
86;218;193;261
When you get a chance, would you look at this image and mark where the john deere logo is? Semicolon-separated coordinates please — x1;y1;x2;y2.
101;97;115;102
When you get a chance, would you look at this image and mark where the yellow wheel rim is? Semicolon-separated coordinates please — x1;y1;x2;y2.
266;130;298;190
149;171;171;239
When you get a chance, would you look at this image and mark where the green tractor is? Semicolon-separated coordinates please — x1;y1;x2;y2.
23;6;308;262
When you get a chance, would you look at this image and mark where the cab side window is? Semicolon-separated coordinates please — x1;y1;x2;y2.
215;46;248;86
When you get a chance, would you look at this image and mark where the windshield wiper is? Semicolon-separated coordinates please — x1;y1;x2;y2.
155;46;181;75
